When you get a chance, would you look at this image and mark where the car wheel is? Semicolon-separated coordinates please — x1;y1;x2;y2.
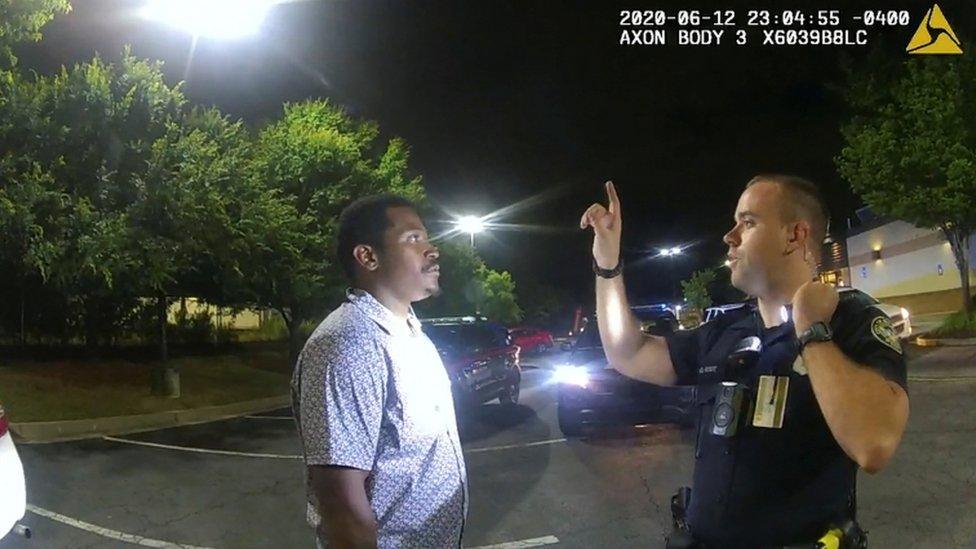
499;374;520;407
558;406;584;437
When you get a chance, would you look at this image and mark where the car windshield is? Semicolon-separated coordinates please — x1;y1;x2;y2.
424;324;496;354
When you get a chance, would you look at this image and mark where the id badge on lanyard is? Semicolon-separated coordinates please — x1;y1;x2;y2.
749;313;790;429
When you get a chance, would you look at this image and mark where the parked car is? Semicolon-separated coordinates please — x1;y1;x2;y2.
554;307;694;437
1;403;29;540
703;288;912;339
508;326;555;354
422;316;522;408
843;289;912;339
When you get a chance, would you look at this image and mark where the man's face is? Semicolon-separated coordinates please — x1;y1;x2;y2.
723;181;791;297
374;206;441;302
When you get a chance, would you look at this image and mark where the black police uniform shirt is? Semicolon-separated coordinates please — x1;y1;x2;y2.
665;289;908;547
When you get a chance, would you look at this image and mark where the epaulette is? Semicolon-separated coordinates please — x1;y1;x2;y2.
836;288;882;314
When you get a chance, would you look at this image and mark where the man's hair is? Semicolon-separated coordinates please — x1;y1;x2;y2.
746;174;830;261
336;194;419;280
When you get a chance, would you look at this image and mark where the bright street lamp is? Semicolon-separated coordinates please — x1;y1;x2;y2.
141;0;277;39
657;245;684;301
457;215;485;247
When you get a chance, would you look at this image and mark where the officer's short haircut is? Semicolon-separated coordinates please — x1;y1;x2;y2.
336;194;419;281
746;174;830;261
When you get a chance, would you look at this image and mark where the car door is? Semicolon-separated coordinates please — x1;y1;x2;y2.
0;403;27;538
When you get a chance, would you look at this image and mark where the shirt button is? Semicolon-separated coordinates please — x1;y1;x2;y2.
724;448;731;455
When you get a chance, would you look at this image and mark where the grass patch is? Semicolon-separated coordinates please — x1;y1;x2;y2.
931;310;976;339
0;349;292;422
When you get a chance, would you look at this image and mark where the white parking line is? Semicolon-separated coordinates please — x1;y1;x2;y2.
27;504;214;548
469;535;560;548
102;436;302;459
465;438;567;454
103;434;567;459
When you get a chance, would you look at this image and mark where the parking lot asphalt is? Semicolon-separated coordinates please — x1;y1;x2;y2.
2;347;975;548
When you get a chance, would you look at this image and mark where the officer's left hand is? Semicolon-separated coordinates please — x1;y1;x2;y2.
791;281;839;335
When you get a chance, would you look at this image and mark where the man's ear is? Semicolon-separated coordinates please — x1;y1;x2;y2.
784;220;811;256
353;244;379;272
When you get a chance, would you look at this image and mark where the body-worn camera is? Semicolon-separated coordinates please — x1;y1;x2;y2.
710;381;746;437
708;336;763;438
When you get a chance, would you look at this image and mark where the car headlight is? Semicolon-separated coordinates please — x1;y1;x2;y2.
553;365;590;388
900;307;910;320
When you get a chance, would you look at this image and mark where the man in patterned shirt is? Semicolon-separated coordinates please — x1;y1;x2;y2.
291;194;467;548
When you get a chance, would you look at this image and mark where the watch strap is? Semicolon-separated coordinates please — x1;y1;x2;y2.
798;321;833;351
593;258;623;279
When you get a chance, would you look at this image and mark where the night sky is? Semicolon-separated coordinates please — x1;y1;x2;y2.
15;0;975;306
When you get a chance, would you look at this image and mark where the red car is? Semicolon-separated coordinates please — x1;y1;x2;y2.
423;318;522;407
508;327;554;354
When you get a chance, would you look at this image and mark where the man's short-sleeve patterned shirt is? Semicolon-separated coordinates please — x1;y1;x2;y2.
291;289;467;548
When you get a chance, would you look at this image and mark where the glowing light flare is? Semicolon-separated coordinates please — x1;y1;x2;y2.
553;366;590;388
141;0;276;39
456;216;485;235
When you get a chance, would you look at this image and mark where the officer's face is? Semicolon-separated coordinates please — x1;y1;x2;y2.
722;181;792;297
374;206;442;302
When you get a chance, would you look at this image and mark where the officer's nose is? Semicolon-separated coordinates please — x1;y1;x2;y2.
426;244;439;260
723;227;739;248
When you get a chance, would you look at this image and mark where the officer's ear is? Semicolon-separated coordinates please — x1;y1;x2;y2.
784;220;811;257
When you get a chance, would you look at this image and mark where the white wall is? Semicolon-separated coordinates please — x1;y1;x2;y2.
848;221;976;299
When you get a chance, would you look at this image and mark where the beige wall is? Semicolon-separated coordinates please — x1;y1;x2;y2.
847;221;975;314
167;298;264;330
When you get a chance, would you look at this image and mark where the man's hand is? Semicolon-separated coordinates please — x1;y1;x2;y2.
580;181;622;269
792;281;839;335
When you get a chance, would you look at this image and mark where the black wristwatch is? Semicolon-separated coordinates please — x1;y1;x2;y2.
798;321;833;351
593;258;623;279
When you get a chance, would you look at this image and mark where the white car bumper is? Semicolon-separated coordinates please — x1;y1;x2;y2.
0;431;26;538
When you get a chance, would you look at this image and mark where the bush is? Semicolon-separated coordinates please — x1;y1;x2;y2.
932;311;976;338
170;309;216;345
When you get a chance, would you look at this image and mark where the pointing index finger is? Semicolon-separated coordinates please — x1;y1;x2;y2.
606;181;620;215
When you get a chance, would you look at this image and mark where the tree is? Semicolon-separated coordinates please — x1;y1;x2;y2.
249;100;425;362
414;240;523;325
415;241;485;318
0;0;70;68
837;55;976;314
479;268;523;325
131;106;257;395
681;268;716;326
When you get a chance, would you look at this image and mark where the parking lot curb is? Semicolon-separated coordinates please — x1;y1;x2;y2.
9;394;291;444
915;336;976;347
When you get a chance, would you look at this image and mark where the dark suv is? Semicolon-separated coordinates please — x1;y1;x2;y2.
422;317;522;408
554;306;694;436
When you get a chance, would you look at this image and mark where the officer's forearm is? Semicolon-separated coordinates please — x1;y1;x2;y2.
595;275;643;367
802;341;910;474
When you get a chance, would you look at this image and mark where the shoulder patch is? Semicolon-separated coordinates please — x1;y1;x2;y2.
871;315;903;355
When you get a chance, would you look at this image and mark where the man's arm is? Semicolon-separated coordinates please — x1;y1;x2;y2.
309;465;378;548
792;282;910;474
595;273;678;386
582;181;678;386
802;341;909;474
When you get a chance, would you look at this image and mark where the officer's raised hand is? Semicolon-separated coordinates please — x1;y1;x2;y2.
580;181;622;269
791;280;840;334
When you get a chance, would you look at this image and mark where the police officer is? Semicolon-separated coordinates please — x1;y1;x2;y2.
580;175;909;547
